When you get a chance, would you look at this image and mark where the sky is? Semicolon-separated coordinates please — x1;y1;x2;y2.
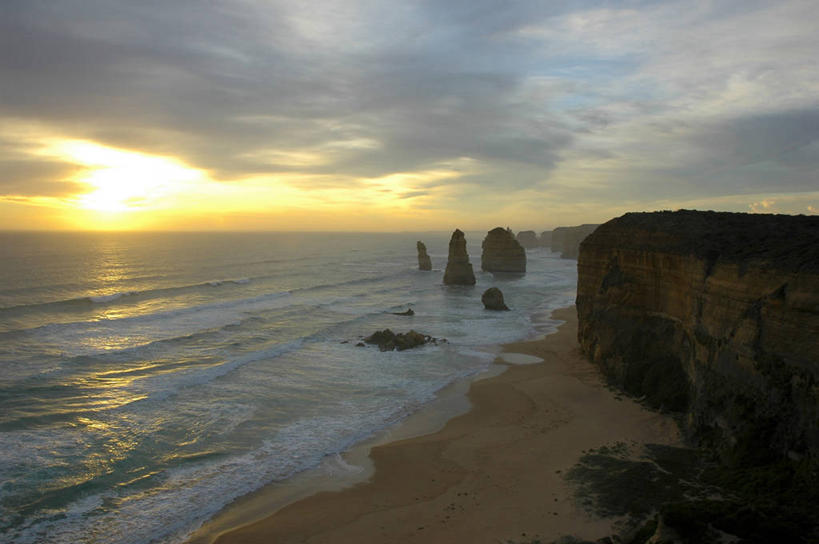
1;0;818;231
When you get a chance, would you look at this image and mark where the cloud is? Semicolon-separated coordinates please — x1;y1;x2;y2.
0;0;817;228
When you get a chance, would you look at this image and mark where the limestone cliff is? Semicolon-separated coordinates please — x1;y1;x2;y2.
482;227;526;273
576;210;819;464
417;241;432;271
443;229;476;285
551;224;599;259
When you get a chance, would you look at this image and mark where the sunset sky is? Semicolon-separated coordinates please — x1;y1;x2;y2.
2;0;817;231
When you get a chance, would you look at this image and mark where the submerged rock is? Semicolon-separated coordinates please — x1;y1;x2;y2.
391;308;415;316
481;287;510;311
443;229;476;285
482;227;526;273
417;241;432;271
363;329;434;351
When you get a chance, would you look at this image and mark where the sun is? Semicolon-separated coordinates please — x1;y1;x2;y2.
52;140;205;213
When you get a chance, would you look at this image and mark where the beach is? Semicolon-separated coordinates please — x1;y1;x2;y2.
208;306;681;544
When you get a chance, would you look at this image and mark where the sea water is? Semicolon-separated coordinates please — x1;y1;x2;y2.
0;231;576;544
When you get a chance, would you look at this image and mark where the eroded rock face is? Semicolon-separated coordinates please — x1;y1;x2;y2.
576;210;819;463
417;241;432;271
551;224;599;259
539;230;552;248
482;287;510;311
482;227;526;273
443;229;476;285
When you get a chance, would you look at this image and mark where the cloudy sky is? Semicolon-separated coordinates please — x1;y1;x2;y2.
1;0;817;230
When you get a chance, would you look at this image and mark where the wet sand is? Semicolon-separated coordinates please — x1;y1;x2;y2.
208;307;680;543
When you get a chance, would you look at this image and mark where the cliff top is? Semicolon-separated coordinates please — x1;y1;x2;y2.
585;210;819;273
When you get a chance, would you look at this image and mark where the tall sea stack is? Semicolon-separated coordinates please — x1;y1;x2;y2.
443;229;476;285
481;227;526;273
416;241;432;271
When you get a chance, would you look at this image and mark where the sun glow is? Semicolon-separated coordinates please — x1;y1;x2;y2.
53;140;206;213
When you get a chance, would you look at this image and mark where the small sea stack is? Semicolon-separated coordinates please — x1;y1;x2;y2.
416;241;432;271
482;227;526;273
515;230;539;249
481;287;509;311
443;229;476;285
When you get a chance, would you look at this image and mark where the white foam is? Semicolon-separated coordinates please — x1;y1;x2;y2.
498;352;544;365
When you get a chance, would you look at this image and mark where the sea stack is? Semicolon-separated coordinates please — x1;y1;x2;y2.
416;241;432;271
515;230;539;249
481;287;510;311
443;229;476;285
481;227;526;273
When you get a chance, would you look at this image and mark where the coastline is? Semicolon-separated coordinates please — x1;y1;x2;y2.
194;306;682;544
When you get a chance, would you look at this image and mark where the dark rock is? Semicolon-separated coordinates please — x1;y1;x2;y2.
417;241;432;271
392;308;415;316
482;227;526;273
576;210;819;463
340;340;349;344
355;342;365;347
481;287;510;311
363;329;434;351
515;230;539;249
443;229;476;285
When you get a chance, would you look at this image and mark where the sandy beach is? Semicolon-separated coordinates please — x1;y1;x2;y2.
203;306;681;544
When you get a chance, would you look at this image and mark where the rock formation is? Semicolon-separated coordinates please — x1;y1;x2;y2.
363;329;435;351
539;230;552;248
551;224;599;259
443;229;476;285
391;308;414;316
481;227;526;273
576;210;819;465
416;241;432;271
481;287;509;311
515;230;539;249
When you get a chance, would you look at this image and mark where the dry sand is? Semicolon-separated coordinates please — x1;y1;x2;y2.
209;307;681;544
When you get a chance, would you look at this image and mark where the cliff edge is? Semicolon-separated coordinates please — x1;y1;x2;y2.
576;210;819;465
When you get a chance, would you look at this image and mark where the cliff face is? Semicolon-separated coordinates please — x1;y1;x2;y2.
552;224;599;259
576;210;819;464
443;229;476;285
515;230;539;249
482;227;526;273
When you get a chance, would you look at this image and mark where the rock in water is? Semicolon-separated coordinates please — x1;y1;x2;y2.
363;329;432;351
481;287;509;311
443;229;476;285
515;230;539;249
417;241;432;271
482;227;526;273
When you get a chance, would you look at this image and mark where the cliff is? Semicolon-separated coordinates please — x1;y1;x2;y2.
576;210;819;465
443;229;476;285
416;241;432;271
482;227;526;273
551;224;599;259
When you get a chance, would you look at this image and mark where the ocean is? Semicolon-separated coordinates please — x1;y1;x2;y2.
0;231;576;544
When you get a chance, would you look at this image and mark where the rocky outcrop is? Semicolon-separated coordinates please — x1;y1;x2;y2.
417;241;432;271
363;329;436;351
482;227;526;273
539;230;552;248
443;229;476;285
515;230;539;249
551;224;599;259
576;210;819;465
482;287;510;311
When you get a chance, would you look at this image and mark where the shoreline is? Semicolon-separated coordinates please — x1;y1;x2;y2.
194;306;682;544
